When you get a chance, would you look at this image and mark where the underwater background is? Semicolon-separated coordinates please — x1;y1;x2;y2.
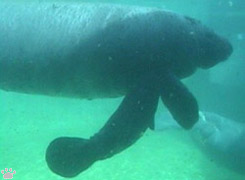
0;0;244;179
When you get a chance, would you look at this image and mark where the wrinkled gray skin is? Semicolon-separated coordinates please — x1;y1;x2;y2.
0;3;232;98
0;2;233;177
155;111;245;174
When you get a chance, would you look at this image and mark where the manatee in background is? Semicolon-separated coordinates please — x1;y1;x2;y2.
154;111;245;174
0;2;232;177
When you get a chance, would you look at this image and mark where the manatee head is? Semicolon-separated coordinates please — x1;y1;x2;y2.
191;112;242;148
195;29;233;69
183;16;233;69
141;12;233;78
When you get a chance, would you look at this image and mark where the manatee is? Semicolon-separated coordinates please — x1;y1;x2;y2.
155;111;245;174
0;2;232;177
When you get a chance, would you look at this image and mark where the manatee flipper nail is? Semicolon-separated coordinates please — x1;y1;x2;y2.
46;72;160;177
160;72;199;129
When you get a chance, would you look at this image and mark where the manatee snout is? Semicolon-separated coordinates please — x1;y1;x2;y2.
197;31;233;69
219;37;233;61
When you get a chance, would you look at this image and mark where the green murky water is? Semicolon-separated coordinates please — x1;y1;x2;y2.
1;0;244;179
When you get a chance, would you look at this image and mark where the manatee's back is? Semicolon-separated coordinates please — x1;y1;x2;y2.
0;3;191;98
0;3;155;98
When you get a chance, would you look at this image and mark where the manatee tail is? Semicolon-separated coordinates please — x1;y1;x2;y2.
46;71;161;177
46;137;94;177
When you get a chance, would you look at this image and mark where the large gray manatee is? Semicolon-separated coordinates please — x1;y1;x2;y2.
155;111;245;174
0;2;232;177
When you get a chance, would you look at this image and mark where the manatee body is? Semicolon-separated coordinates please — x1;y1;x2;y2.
0;2;232;177
0;3;231;99
155;111;245;174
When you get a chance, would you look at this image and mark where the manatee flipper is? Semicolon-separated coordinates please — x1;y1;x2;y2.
160;72;199;129
46;72;160;177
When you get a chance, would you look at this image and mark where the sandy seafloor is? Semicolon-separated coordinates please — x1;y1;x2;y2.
0;89;244;180
1;0;245;180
